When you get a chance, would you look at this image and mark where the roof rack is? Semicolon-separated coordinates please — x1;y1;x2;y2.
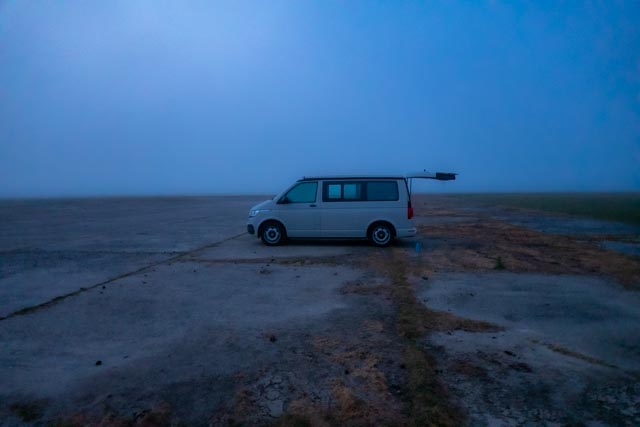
300;175;405;181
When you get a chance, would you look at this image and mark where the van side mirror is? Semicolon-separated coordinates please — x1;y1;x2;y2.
278;196;289;204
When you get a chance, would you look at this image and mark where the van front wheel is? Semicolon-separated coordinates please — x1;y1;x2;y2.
368;223;394;247
260;222;286;246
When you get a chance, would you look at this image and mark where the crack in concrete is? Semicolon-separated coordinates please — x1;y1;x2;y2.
0;232;247;322
182;255;351;266
529;339;621;371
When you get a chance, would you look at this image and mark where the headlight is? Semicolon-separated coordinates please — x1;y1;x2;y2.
249;209;270;217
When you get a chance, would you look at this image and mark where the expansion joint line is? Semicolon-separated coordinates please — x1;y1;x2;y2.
0;232;247;322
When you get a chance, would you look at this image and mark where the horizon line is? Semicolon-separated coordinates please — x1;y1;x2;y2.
1;189;639;201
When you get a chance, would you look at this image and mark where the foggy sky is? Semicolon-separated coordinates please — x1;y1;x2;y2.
1;1;639;197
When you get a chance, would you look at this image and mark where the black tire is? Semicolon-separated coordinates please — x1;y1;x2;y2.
260;221;286;246
368;222;394;247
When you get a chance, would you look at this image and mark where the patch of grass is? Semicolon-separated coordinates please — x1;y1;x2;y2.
417;219;640;289
384;251;466;426
403;345;465;426
272;413;313;427
452;193;640;226
451;359;488;378
274;378;398;427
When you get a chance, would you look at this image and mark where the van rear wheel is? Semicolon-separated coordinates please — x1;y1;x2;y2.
260;221;285;246
368;222;394;247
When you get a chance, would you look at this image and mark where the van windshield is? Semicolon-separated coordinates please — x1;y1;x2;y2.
283;182;317;203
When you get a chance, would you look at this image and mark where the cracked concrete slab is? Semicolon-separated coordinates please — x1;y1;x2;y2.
0;260;361;422
0;251;168;318
191;234;362;262
0;196;263;253
489;212;640;237
2;194;639;425
600;240;640;257
417;272;640;425
417;272;640;372
0;196;263;319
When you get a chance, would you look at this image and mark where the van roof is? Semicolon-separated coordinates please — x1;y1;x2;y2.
299;175;406;181
300;171;457;182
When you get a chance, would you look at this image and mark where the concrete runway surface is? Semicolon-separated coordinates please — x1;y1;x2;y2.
0;195;638;425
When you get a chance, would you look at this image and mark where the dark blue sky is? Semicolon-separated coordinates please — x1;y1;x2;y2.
1;1;639;196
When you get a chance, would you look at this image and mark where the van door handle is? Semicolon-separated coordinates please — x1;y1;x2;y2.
309;204;316;207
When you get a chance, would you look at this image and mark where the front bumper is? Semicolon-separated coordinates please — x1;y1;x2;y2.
247;224;255;235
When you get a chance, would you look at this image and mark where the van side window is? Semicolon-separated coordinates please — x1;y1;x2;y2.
283;182;317;203
366;181;398;201
322;182;364;202
327;184;341;200
343;183;361;200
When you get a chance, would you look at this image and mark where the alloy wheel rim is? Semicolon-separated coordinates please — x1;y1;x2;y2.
265;227;280;243
373;227;390;244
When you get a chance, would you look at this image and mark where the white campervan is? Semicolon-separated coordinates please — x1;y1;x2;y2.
246;172;455;247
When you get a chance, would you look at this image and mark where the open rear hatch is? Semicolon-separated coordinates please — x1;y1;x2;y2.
404;170;457;218
405;171;457;181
